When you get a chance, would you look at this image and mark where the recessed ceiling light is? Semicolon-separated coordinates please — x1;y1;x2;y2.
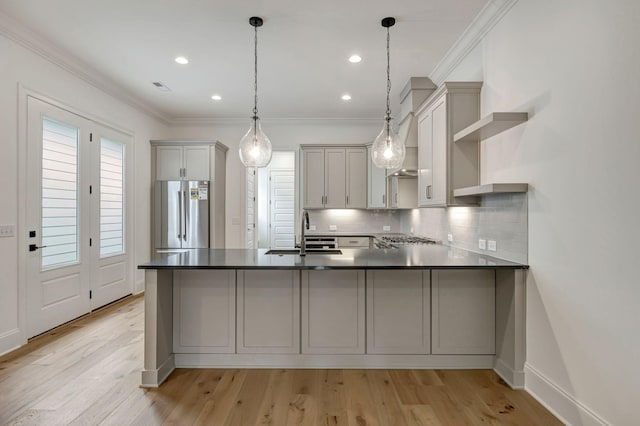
348;54;362;63
211;94;222;101
341;94;352;101
175;56;189;65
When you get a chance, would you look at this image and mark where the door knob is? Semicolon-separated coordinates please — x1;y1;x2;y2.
29;244;47;252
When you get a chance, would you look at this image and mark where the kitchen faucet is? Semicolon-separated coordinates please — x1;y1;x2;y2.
300;210;310;256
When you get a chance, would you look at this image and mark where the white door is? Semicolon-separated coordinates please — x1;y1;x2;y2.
245;168;256;248
26;97;132;337
269;170;295;249
90;126;132;309
26;97;92;337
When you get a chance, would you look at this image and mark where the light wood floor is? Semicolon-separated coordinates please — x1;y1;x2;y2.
0;295;561;425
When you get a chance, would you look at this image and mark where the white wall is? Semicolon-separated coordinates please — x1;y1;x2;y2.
444;1;640;424
165;120;380;248
0;32;167;355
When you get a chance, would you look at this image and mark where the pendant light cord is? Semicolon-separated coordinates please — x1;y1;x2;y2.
253;24;259;119
385;25;391;122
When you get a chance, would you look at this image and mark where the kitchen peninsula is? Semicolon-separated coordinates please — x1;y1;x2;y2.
138;245;527;390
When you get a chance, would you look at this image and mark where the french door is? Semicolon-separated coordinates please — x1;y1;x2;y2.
26;97;132;337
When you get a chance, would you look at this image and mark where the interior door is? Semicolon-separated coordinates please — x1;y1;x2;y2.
26;97;92;337
269;170;295;248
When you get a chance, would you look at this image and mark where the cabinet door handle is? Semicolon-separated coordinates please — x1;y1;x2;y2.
427;185;433;199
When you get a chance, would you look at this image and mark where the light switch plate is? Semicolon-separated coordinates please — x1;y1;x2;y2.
309;225;316;231
478;239;486;250
329;225;337;231
0;225;15;237
383;225;391;231
488;240;497;251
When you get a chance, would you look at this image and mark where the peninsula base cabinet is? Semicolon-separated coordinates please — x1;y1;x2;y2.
173;270;235;354
237;270;300;354
169;268;495;358
432;269;495;354
366;270;430;354
301;270;365;354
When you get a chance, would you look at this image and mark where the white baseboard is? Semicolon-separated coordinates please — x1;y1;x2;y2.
525;363;609;426
0;328;26;357
494;358;525;389
174;353;495;369
140;354;175;388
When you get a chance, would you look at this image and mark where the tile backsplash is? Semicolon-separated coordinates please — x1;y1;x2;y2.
307;209;403;234
400;193;528;263
304;194;527;263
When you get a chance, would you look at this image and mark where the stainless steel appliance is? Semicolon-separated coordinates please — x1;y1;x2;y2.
155;180;209;249
375;234;438;248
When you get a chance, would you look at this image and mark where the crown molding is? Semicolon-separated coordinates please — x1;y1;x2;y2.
168;116;382;127
429;0;519;85
0;11;171;125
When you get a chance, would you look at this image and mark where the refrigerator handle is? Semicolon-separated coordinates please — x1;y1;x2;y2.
183;190;188;241
177;191;182;240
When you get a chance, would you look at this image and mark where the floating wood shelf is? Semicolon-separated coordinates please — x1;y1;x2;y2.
453;183;528;197
454;112;528;142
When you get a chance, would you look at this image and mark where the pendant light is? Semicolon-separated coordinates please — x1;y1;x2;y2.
371;17;405;170
239;16;272;168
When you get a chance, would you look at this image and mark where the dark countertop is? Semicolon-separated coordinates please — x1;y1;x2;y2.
139;245;528;270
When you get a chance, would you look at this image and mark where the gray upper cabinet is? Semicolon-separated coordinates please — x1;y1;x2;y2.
367;145;387;208
416;82;482;207
345;148;367;208
301;145;366;209
156;144;210;181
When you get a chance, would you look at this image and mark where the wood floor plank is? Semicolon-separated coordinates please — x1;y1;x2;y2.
365;369;408;426
223;368;271;426
0;295;561;426
253;369;294;425
193;369;248;426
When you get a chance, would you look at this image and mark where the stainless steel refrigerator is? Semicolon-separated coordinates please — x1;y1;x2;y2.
155;181;209;249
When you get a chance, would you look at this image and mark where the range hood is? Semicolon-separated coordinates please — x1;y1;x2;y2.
388;115;419;177
387;77;437;178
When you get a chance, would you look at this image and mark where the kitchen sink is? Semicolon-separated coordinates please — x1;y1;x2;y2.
265;249;343;255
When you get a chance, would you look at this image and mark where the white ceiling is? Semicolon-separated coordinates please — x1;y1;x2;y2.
0;0;488;120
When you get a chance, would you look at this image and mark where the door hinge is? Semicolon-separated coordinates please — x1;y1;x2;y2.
89;185;92;194
89;133;93;142
89;290;92;299
89;238;92;247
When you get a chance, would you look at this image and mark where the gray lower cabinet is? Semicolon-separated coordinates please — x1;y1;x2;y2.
301;270;365;354
237;270;300;354
366;270;431;354
431;269;495;354
173;270;235;354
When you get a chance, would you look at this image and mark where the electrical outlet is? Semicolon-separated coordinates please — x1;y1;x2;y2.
488;240;497;251
478;239;486;250
383;225;391;231
0;225;15;237
309;225;316;231
447;233;453;242
329;225;337;231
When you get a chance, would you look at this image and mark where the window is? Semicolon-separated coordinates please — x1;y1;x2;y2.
41;118;79;268
99;138;125;257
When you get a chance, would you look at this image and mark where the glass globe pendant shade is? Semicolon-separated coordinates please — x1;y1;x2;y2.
371;118;405;169
239;117;272;168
